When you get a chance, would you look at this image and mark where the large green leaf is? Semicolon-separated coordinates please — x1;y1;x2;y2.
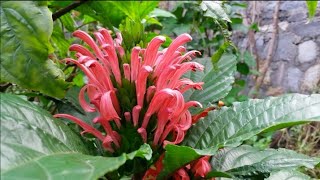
183;94;320;149
159;145;217;179
0;1;68;98
109;1;158;21
76;1;126;29
266;170;311;180
0;93;88;171
1;144;152;180
0;93;153;179
183;54;237;113
210;145;319;179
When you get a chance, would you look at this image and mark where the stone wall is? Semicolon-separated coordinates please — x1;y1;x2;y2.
232;1;320;95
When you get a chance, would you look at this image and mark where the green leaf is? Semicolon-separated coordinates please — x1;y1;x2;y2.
183;94;320;149
0;1;68;98
0;96;152;180
211;41;230;65
210;145;319;178
60;13;76;32
306;1;318;20
150;8;176;18
110;1;158;21
0;93;88;171
126;144;152;160
266;170;311;180
200;1;231;22
1;144;152;180
1;153;127;180
183;54;237;112
159;145;217;179
243;51;256;68
236;62;250;75
51;20;72;58
76;2;126;28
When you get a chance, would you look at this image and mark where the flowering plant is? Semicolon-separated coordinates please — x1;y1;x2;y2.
54;28;213;179
1;1;320;180
49;29;320;180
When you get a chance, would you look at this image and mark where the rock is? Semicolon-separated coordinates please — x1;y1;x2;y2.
289;21;320;37
280;1;305;11
274;32;299;61
301;64;320;92
286;67;303;92
278;21;289;31
298;40;318;63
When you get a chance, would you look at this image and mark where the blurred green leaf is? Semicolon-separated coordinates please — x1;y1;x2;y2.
210;145;318;178
150;8;176;18
60;13;76;32
237;62;250;75
0;1;68;98
243;51;256;67
266;170;311;180
306;1;318;20
200;1;231;22
109;1;158;22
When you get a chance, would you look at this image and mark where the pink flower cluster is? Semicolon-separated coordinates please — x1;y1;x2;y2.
54;28;205;152
53;28;214;179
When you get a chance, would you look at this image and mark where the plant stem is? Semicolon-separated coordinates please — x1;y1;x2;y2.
52;0;89;21
251;1;280;98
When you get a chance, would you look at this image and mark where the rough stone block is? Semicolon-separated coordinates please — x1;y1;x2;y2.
301;64;320;92
298;40;318;64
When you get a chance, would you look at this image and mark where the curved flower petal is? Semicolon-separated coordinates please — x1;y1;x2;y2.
53;114;104;141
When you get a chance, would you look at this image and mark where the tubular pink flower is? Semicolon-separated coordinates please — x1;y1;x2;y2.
69;44;95;59
73;30;105;61
153;105;172;145
136;65;153;107
123;63;131;81
94;116;120;148
54;114;104;141
173;50;201;65
115;32;125;57
163;125;185;146
144;36;166;67
167;62;204;88
141;89;175;129
102;135;115;153
84;60;114;91
99;28;122;85
173;168;190;180
79;84;97;112
154;33;192;76
77;55;94;64
93;31;107;46
100;92;121;128
138;128;147;143
155;65;178;91
64;58;104;91
124;112;131;123
132;105;142;127
146;85;156;103
192;156;212;178
130;47;141;82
